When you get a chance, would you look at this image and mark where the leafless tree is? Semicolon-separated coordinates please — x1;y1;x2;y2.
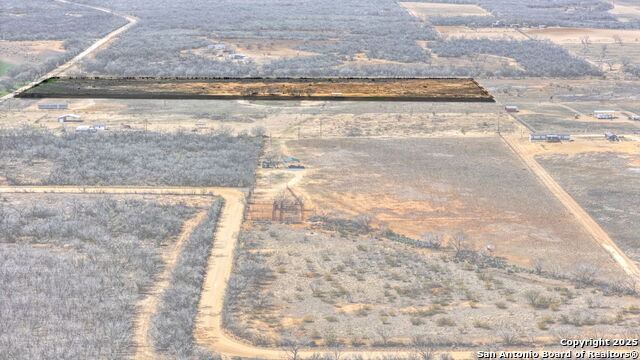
450;232;468;256
376;327;391;346
571;263;599;285
533;258;544;275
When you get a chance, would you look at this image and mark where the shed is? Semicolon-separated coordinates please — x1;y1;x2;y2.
58;114;81;123
604;132;620;141
208;44;226;51
75;125;94;133
283;157;301;163
504;105;519;113
529;133;571;142
593;110;615;119
229;53;248;60
39;103;68;110
93;123;107;131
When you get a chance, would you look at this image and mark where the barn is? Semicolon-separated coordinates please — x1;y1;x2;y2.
593;110;615;119
529;133;571;142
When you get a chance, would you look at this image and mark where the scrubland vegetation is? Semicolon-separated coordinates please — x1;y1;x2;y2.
63;0;623;78
223;222;640;348
430;39;601;77
0;0;126;93
0;128;260;187
0;196;194;359
151;200;223;359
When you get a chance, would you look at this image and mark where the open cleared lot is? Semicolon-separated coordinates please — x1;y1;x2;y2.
0;129;260;187
524;27;640;44
399;2;490;19
0;194;199;359
284;137;623;276
434;27;529;41
18;77;494;102
608;1;640;23
537;150;640;263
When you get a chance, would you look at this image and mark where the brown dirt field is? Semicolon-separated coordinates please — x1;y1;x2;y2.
399;2;490;19
524;27;640;44
434;26;529;41
21;77;493;101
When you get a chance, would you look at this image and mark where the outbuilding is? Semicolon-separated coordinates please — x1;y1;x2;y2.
529;133;571;142
38;103;68;110
504;105;519;113
593;110;616;119
58;114;81;123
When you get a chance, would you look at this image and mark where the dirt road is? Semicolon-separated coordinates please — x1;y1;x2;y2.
501;134;640;281
134;209;209;360
0;0;138;102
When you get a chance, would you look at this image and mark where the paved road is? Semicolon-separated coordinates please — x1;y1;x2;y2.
0;0;138;103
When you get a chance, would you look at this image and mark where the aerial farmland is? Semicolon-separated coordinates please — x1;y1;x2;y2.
1;0;640;359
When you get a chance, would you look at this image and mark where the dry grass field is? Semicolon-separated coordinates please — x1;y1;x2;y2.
434;27;529;41
282;137;623;277
399;2;490;19
534;144;640;263
608;1;640;23
524;27;640;44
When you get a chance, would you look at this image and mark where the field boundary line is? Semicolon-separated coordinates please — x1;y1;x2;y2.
0;0;138;102
500;134;640;281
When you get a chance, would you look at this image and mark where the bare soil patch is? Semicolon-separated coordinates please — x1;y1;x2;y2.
608;1;640;22
19;77;494;102
0;40;65;65
399;2;490;19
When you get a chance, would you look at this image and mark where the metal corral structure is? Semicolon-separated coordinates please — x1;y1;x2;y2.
529;133;571;142
38;103;68;110
247;186;308;223
593;110;616;119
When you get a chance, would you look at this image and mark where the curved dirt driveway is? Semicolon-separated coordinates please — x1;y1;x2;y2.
0;0;138;102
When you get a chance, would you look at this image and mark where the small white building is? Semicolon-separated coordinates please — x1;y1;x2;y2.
93;123;107;131
228;53;248;60
58;114;81;123
593;110;616;119
75;125;95;133
208;43;226;51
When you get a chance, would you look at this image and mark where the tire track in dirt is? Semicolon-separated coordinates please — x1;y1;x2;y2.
134;209;209;360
